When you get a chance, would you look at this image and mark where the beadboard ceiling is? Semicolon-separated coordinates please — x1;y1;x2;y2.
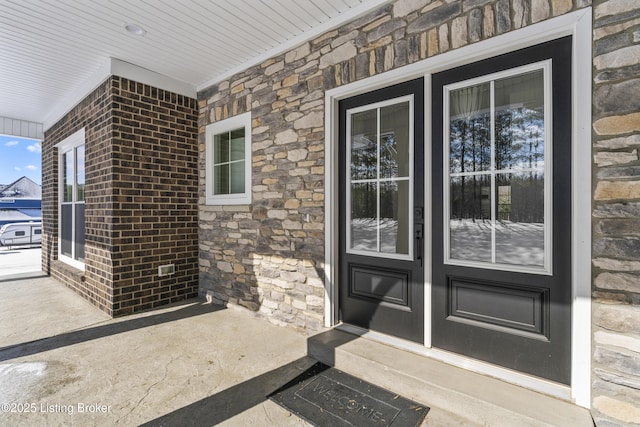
0;0;387;131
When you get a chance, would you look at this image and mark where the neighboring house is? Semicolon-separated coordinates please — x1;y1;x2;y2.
0;176;42;227
39;1;639;425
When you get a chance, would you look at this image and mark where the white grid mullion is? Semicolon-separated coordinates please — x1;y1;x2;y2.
72;148;77;261
226;131;232;195
490;80;496;264
376;107;381;253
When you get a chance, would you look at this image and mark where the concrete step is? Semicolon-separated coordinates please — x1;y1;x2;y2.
307;329;594;427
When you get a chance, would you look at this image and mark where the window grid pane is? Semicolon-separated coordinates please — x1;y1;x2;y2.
446;68;547;270
213;128;245;196
214;164;229;195
230;129;245;161
214;132;230;165
60;143;86;263
63;151;73;203
230;161;245;194
76;145;85;202
348;98;412;259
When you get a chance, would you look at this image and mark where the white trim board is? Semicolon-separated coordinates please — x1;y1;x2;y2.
43;58;196;132
324;8;592;408
55;128;86;272
0;117;44;140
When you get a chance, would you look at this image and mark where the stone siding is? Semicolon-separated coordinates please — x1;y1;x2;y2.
198;0;589;328
197;0;640;423
592;1;640;425
44;77;199;316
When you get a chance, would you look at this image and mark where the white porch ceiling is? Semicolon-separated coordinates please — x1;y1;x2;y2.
0;0;387;131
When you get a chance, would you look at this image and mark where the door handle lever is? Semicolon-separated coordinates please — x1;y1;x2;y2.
415;225;423;266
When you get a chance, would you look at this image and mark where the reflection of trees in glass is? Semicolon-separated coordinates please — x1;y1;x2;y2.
351;135;376;180
380;133;399;178
350;181;400;220
449;113;491;174
351;132;399;180
496;107;544;170
350;132;400;221
449;113;491;221
450;176;490;221
380;181;398;221
77;184;85;202
351;182;376;220
497;185;511;221
449;105;544;223
497;174;544;223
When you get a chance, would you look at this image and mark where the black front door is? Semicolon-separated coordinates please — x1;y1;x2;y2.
431;37;572;384
339;78;424;343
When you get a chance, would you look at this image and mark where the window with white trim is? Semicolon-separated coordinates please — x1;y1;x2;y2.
205;112;252;205
56;128;86;270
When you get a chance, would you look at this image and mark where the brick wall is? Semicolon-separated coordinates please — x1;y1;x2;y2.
110;78;199;315
591;0;640;424
44;76;199;317
43;79;114;313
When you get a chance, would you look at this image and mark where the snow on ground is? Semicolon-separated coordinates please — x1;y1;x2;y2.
450;219;544;266
348;217;545;267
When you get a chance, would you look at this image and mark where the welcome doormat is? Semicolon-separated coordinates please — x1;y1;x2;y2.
268;362;429;427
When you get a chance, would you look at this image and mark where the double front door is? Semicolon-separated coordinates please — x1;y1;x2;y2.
338;37;572;385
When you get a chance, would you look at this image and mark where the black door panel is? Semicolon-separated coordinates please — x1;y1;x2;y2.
339;78;425;343
432;37;572;384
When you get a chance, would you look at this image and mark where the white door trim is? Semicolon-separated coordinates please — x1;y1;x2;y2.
324;8;592;408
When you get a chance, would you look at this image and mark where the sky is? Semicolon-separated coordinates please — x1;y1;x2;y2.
0;134;42;185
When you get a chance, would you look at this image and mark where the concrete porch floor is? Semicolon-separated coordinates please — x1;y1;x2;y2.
0;275;593;426
0;275;318;426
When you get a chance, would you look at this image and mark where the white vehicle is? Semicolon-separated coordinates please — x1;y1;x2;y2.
0;222;42;247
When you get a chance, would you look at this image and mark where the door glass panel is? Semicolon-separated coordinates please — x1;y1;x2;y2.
446;64;549;272
449;175;492;262
348;97;413;259
495;71;545;171
449;83;491;174
380;180;410;255
351;182;377;251
351;109;377;181
380;102;410;178
495;172;545;266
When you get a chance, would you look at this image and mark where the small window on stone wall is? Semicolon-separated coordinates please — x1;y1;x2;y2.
205;112;252;205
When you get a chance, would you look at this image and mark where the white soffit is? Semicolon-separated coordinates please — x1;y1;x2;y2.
0;0;389;131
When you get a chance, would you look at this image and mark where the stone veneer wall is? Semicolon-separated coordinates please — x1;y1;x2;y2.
197;0;640;423
197;0;589;325
591;1;640;425
44;76;199;317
